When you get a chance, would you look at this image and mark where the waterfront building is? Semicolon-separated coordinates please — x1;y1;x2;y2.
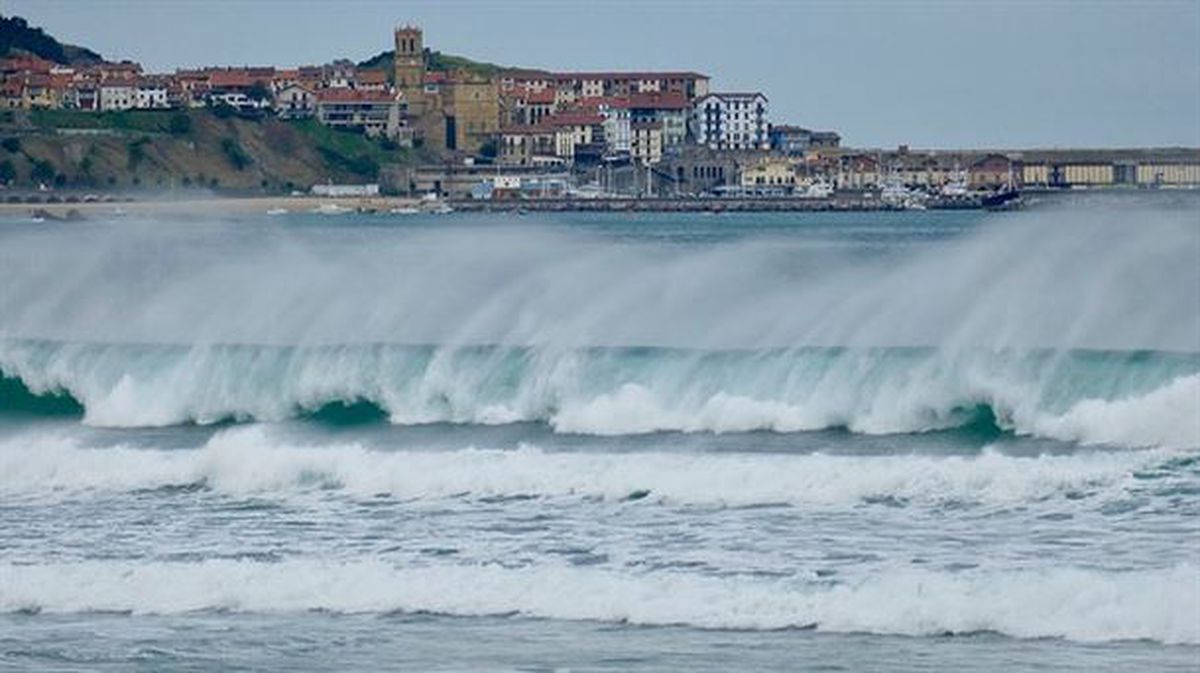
498;125;559;166
548;112;606;164
740;156;797;193
631;120;664;165
969;154;1015;188
837;154;880;189
692;92;770;151
600;100;632;157
1136;162;1200;186
627;92;689;149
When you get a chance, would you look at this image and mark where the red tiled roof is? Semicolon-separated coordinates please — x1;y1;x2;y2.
554;71;708;81
209;71;257;88
358;70;388;83
422;71;448;84
626;92;688;110
0;56;54;74
547;112;604;127
518;88;555;104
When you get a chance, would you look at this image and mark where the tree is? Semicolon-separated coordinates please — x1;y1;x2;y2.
247;82;272;103
1;137;20;153
0;159;15;184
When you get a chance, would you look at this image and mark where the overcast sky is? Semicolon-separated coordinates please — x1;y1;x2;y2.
5;0;1198;148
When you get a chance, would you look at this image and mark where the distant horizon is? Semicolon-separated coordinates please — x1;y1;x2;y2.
4;0;1199;149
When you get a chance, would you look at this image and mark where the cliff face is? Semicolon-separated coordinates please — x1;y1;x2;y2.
0;109;432;192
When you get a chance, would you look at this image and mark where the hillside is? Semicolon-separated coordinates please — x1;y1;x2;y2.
0;108;436;193
358;49;511;82
0;15;103;65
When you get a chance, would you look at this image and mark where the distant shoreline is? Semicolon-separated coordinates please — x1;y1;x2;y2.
0;187;1194;219
0;195;423;218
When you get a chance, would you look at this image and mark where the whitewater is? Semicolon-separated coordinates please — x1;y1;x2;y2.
1;203;1198;671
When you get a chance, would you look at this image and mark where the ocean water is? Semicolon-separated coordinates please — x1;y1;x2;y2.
1;202;1198;671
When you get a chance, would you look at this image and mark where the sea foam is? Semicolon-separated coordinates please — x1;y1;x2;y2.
0;426;1183;505
2;558;1196;644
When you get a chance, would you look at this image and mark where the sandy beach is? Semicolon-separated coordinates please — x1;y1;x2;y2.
0;195;425;219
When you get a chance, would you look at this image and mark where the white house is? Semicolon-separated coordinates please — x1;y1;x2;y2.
691;92;770;151
599;100;631;156
99;83;136;111
275;83;315;119
134;82;169;109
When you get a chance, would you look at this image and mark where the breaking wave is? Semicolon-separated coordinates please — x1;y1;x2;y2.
1;340;1197;448
0;426;1189;505
2;558;1196;644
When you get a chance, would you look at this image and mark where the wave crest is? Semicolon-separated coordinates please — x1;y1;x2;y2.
2;341;1197;448
0;426;1185;505
3;559;1195;644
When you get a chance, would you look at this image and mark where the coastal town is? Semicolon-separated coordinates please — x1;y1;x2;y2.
2;18;1199;210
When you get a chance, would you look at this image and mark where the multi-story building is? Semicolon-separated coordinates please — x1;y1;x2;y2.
134;80;169;109
740;157;797;193
499;125;559;166
692;92;769;151
501;70;710;101
627;92;689;149
769;125;840;155
631;120;664;165
548;112;605;164
315;88;406;139
276;83;316;118
99;82;136;110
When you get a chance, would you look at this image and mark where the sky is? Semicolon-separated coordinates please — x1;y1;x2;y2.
3;0;1199;148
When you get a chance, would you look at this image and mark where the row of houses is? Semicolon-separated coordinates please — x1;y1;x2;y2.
2;26;843;166
0;55;409;140
660;147;1200;196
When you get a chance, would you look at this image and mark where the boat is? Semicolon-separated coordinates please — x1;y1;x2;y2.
389;206;421;215
312;203;352;215
940;168;970;198
879;176;927;210
981;188;1021;210
799;179;834;199
266;207;289;216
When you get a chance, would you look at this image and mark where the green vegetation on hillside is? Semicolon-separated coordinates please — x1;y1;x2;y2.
0;15;103;65
0;108;434;192
357;48;510;82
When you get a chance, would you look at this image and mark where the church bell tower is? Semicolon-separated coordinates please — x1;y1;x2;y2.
393;25;426;115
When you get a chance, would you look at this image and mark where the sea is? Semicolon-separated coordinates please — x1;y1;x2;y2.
0;196;1197;672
